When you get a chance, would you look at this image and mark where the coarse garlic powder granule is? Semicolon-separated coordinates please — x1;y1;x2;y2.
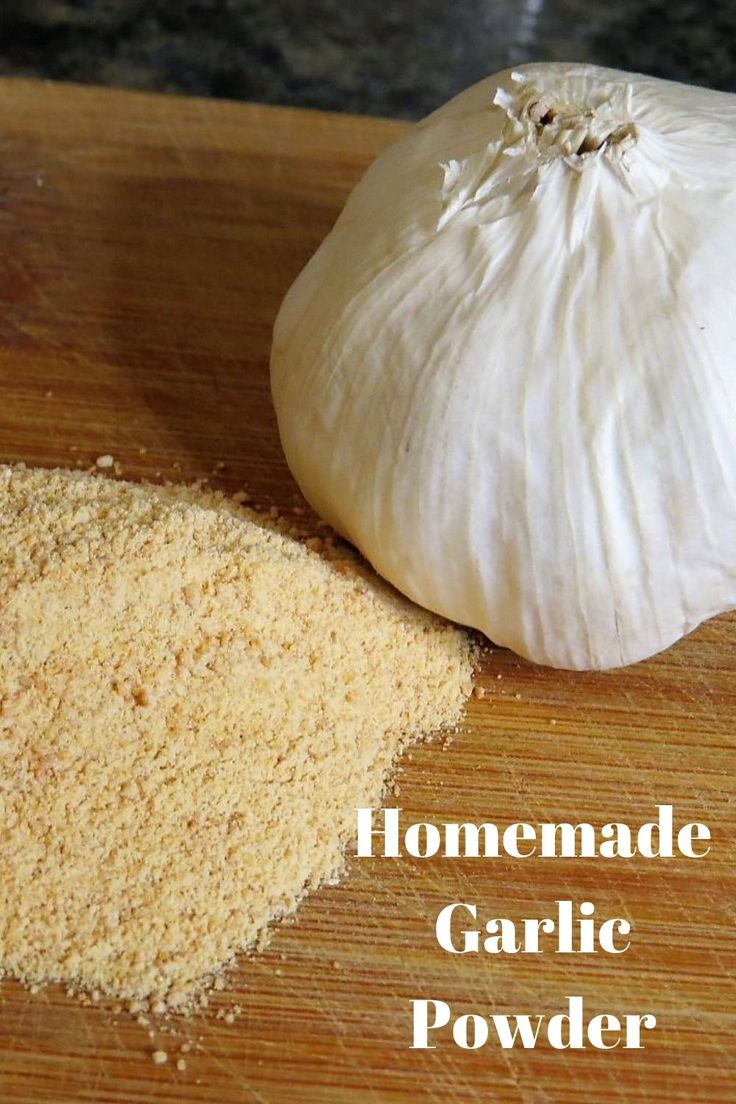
0;465;473;1005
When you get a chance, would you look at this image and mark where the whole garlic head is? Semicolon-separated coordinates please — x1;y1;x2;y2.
271;63;736;670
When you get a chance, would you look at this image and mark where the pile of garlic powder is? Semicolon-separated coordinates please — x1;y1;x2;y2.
0;465;473;1006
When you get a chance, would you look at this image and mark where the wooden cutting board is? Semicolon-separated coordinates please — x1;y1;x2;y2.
0;77;733;1104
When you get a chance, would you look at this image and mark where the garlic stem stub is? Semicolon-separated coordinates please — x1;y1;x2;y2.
271;63;736;670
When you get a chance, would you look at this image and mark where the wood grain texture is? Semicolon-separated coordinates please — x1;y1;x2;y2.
0;77;733;1104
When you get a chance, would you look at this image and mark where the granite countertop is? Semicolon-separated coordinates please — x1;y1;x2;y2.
1;0;734;119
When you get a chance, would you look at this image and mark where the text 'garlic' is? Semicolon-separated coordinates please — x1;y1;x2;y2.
271;63;736;670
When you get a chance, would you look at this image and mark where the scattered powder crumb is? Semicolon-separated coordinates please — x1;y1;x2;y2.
180;1042;192;1053
95;454;114;469
152;1050;168;1065
550;719;558;726
45;390;53;399
0;462;475;1008
514;692;522;700
177;1059;187;1072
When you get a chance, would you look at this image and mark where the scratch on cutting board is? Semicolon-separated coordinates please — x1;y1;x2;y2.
197;1040;263;1101
151;100;197;175
3;255;58;323
452;969;529;1104
389;873;487;1104
194;98;226;156
3;989;31;1055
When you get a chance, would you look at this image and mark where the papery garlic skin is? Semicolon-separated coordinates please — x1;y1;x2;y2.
271;63;736;670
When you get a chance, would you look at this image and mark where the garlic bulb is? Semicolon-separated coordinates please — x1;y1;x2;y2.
271;63;736;670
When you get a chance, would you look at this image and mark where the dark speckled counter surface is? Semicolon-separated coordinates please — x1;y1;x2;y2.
1;0;735;119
